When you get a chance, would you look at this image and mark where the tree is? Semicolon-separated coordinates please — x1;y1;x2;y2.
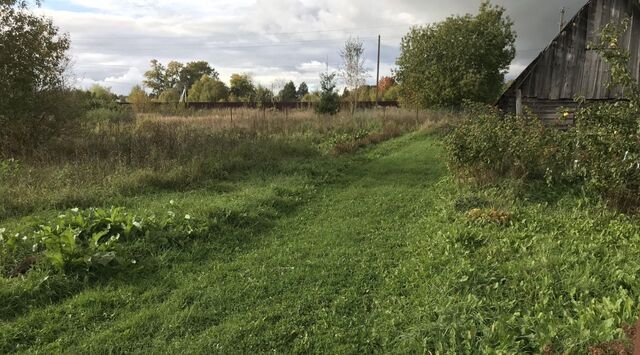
164;61;184;90
378;77;396;93
188;75;229;102
279;81;298;102
143;60;166;97
339;37;368;113
127;85;151;113
395;1;516;108
179;61;217;91
143;60;218;96
316;72;340;115
0;0;70;119
255;85;274;108
157;88;182;103
88;84;118;109
229;74;256;102
297;82;309;100
383;85;400;101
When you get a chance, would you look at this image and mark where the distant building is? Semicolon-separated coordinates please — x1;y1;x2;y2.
497;0;640;127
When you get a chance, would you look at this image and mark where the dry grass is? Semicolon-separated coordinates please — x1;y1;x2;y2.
1;107;454;220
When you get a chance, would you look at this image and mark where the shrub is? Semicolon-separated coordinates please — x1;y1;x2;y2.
446;104;566;182
316;73;340;115
446;19;640;211
572;101;640;210
568;19;640;211
85;107;134;125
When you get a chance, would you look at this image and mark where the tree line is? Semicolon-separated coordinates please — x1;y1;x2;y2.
2;0;517;137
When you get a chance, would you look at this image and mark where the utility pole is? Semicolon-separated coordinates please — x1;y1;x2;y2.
376;35;381;105
560;7;566;31
326;54;329;73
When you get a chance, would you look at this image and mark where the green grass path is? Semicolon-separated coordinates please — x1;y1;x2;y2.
3;133;640;353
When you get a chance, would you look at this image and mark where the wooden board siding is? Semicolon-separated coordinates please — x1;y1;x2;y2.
498;0;640;122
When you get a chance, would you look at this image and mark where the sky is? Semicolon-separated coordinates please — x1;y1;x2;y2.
37;0;588;95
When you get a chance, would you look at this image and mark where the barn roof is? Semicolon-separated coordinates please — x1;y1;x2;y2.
499;0;640;103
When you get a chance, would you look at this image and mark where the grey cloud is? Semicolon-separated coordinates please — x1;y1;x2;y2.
44;0;590;94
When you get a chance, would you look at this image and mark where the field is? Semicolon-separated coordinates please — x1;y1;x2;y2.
2;109;640;353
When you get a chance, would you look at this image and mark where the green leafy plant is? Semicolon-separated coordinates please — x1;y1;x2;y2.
0;205;206;276
570;18;640;211
446;103;570;183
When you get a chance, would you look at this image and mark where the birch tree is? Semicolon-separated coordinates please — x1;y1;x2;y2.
339;37;368;114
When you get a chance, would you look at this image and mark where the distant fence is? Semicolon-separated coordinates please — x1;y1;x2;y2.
119;100;400;111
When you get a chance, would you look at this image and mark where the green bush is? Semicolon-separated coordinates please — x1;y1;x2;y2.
572;101;640;210
316;73;340;115
447;20;640;211
85;107;134;124
0;206;203;276
567;20;640;211
446;104;568;182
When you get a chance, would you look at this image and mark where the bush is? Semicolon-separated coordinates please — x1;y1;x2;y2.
572;101;640;210
446;20;640;211
316;73;340;115
446;104;569;183
0;206;203;276
85;107;134;125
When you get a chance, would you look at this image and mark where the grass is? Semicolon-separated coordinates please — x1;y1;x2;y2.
0;107;438;221
2;120;640;352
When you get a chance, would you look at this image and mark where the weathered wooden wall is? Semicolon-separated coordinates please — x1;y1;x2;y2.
498;0;640;123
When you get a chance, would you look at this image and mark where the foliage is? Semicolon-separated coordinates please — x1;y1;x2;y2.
316;72;340;115
88;85;118;107
164;61;184;90
0;0;70;117
301;92;320;104
446;104;570;182
229;73;256;103
179;61;217;91
0;206;206;276
383;85;400;101
570;19;640;211
255;85;274;108
0;0;72;152
395;1;516;108
339;37;368;111
84;107;134;125
157;87;182;103
127;85;152;113
144;60;218;97
446;18;640;211
143;59;167;97
297;82;309;100
279;81;298;102
188;75;229;103
378;76;396;92
1;134;640;353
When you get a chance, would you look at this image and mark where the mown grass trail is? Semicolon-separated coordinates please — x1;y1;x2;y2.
2;133;640;353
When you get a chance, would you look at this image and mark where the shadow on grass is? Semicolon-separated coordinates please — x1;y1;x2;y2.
0;178;318;326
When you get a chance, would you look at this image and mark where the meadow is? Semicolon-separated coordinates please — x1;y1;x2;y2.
1;108;640;353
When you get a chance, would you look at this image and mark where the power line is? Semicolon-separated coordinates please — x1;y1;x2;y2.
69;35;405;51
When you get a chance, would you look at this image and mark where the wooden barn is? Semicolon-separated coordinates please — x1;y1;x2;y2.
497;0;640;127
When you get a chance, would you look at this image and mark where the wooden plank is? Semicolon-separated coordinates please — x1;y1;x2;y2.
573;7;590;96
630;6;640;82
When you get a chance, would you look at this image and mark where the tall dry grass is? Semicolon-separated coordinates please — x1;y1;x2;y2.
0;107;453;220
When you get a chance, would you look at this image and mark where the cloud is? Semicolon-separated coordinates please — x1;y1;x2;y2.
76;67;144;94
39;0;587;95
